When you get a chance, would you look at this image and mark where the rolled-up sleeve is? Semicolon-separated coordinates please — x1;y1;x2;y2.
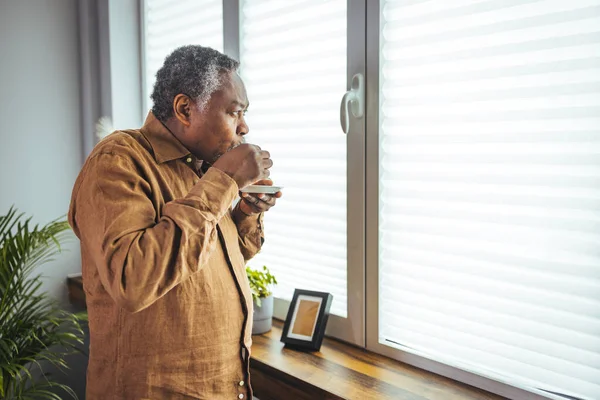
232;206;264;261
70;153;238;313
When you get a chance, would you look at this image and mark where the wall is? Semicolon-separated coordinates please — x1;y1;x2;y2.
107;0;144;129
0;1;86;396
0;0;83;301
80;0;143;153
0;1;145;397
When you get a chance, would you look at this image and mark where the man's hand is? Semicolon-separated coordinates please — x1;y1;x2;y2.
237;179;282;216
213;144;272;189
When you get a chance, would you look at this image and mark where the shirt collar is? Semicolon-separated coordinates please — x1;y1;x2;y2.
140;111;191;164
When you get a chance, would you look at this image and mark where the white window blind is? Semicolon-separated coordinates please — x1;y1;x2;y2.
379;1;600;399
240;0;348;317
143;0;223;111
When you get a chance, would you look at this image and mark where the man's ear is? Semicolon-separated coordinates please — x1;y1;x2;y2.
173;94;193;126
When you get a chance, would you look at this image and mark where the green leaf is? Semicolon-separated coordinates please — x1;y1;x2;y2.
246;265;277;303
0;207;83;399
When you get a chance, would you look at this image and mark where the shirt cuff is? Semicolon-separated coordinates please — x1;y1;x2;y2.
235;210;263;235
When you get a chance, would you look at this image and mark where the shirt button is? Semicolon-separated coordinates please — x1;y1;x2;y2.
186;157;192;163
238;394;244;399
239;380;245;386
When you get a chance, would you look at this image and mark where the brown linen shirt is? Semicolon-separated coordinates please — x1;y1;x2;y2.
68;112;262;400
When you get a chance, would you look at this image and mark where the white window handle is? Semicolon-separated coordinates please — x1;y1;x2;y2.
340;73;364;134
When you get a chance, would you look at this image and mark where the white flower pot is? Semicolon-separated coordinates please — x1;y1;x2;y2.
252;295;273;335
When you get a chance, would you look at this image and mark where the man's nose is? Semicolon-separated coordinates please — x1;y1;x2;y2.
238;117;249;136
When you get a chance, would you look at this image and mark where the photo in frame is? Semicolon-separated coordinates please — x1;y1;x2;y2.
280;289;333;351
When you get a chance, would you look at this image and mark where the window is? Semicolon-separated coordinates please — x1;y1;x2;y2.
239;0;348;317
141;1;600;398
142;0;224;113
238;0;366;345
370;1;600;399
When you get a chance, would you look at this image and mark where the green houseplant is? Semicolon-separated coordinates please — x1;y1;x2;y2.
0;207;87;399
246;265;277;335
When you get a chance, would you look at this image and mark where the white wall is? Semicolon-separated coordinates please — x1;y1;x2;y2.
0;0;83;303
0;2;144;397
108;0;144;129
80;0;143;151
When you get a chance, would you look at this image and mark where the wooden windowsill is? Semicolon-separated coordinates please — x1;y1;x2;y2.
67;276;503;400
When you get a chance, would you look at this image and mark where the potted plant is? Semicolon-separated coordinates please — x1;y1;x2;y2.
0;207;87;399
246;265;277;335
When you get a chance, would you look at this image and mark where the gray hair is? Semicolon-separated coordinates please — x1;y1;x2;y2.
151;45;239;122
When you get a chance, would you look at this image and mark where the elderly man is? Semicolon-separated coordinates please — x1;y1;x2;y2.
68;45;280;399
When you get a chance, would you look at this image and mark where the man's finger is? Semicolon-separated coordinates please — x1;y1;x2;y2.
241;190;280;202
242;193;275;208
262;159;274;169
253;179;273;186
260;150;271;159
257;194;276;205
247;193;272;204
265;196;276;206
241;196;261;211
241;193;259;204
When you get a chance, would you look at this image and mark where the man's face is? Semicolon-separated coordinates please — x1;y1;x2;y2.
184;71;249;164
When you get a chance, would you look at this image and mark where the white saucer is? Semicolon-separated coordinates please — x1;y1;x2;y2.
240;185;283;194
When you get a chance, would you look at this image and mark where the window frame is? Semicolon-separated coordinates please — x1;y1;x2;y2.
364;1;570;399
227;0;367;347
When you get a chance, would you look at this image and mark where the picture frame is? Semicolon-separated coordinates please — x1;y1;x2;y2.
280;289;333;351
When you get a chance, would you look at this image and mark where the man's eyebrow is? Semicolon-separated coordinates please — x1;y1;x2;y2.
232;100;249;109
